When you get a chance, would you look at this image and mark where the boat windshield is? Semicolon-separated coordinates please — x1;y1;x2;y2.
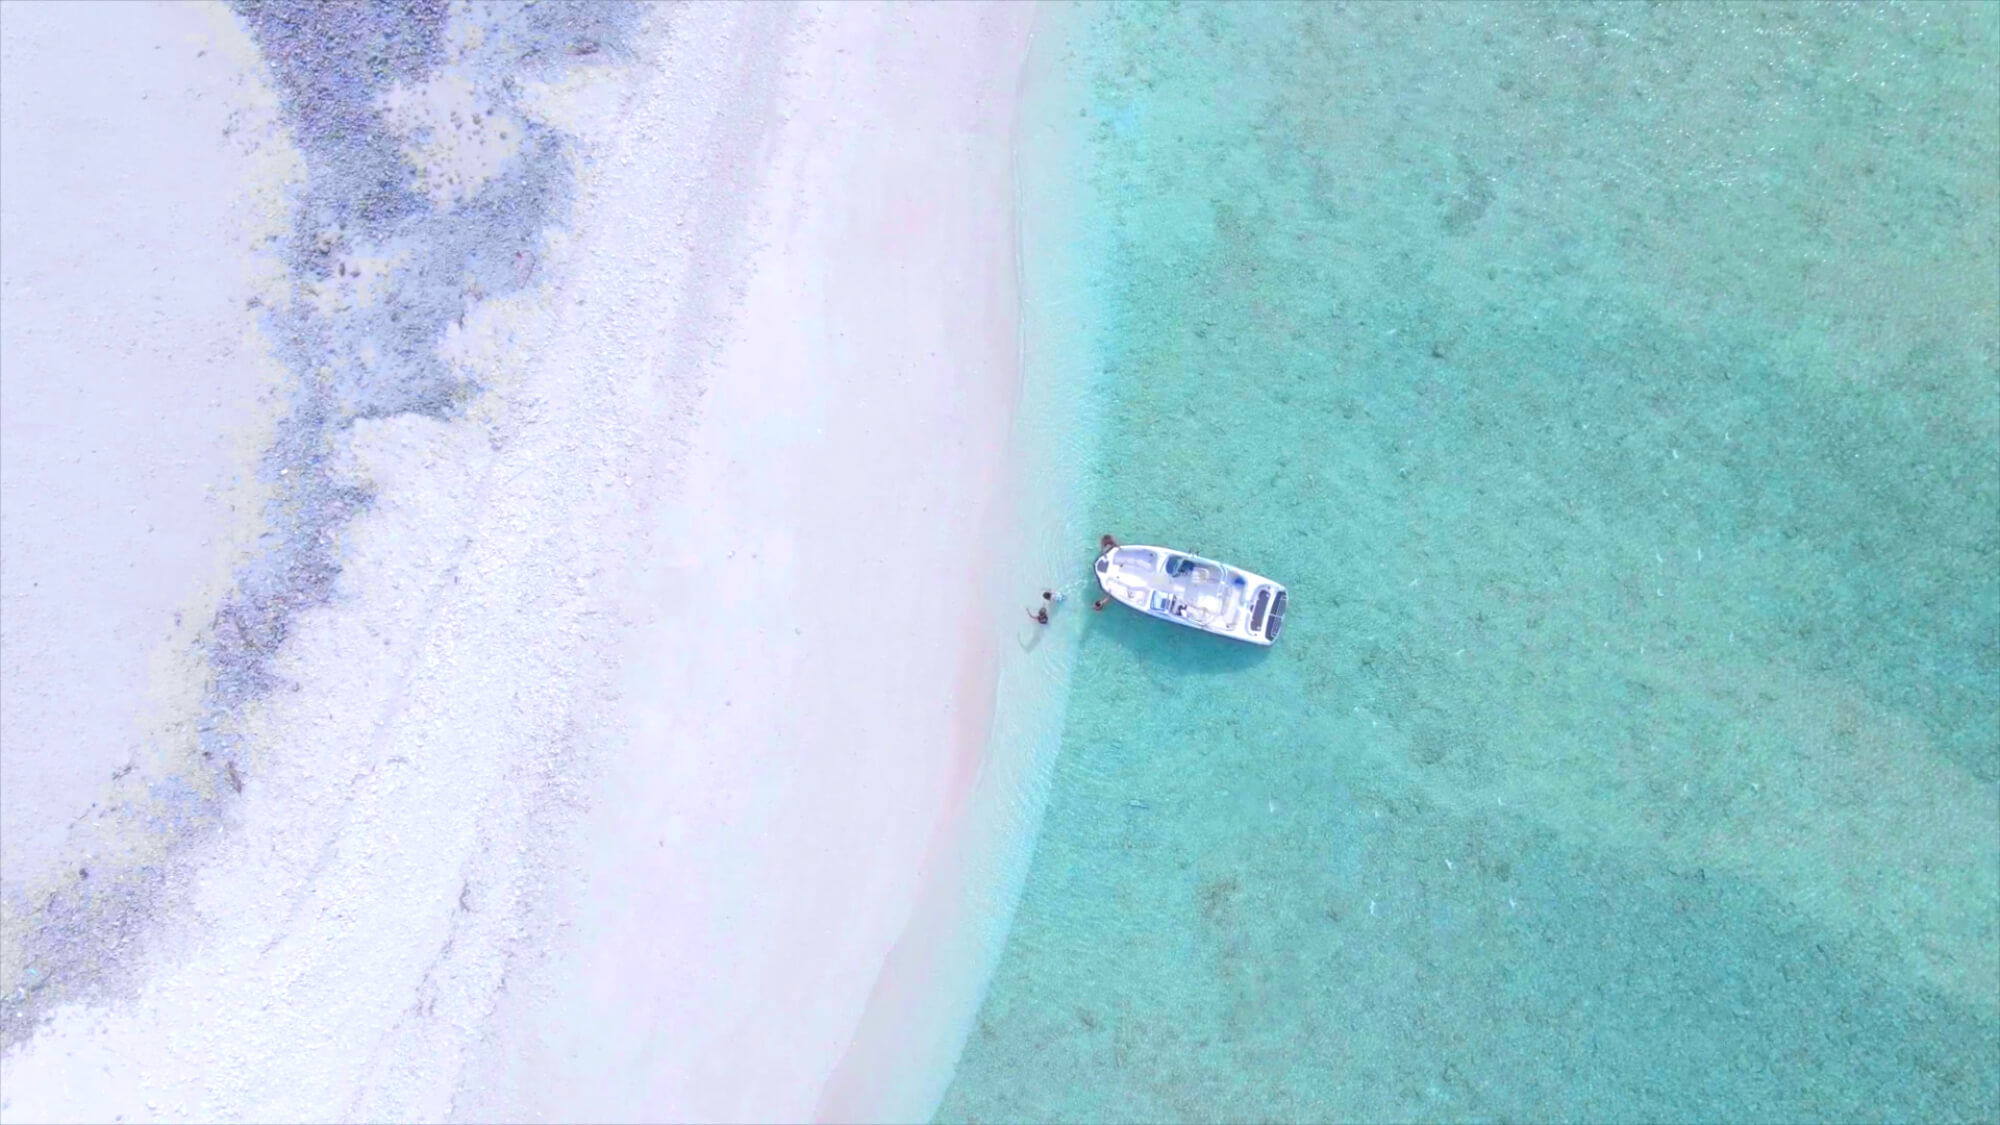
1165;554;1222;581
1168;552;1224;588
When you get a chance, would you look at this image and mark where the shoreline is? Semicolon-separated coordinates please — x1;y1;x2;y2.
815;3;1108;1118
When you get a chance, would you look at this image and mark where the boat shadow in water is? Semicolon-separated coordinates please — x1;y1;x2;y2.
1091;602;1273;674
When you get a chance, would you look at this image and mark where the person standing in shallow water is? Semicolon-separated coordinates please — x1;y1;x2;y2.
1027;589;1056;625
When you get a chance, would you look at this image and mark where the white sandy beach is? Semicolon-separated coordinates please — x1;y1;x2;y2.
453;3;1046;1121
0;0;293;897
1;2;1065;1122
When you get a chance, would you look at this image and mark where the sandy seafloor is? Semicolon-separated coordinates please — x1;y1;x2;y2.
942;2;1998;1123
2;2;1074;1121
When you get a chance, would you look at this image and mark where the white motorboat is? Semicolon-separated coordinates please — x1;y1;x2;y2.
1092;543;1287;646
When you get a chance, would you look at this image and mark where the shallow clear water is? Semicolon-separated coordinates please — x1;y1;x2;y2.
942;3;1999;1120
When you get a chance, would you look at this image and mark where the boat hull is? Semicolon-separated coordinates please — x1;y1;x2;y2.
1093;544;1287;646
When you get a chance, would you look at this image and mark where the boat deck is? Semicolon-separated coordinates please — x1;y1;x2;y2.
1097;545;1278;642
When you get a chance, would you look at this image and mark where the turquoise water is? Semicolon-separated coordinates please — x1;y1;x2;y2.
942;3;1999;1121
